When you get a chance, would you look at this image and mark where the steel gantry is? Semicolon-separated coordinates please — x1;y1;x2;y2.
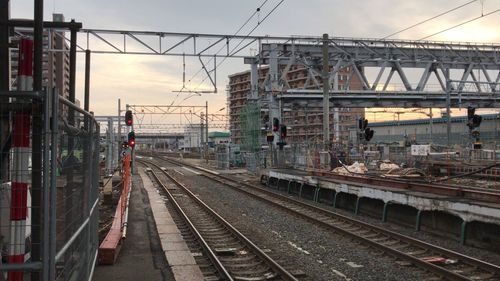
254;39;500;108
12;26;499;148
13;27;498;107
126;104;229;131
126;104;229;157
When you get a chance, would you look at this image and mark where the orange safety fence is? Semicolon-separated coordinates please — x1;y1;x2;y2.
97;154;131;265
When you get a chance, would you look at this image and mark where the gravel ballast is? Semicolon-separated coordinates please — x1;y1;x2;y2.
159;163;427;281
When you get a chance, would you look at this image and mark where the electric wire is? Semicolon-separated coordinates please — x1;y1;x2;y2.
184;0;270;83
174;0;271;97
419;8;500;40
193;0;285;91
382;0;478;39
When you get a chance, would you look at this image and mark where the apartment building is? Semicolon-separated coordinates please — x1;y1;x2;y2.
10;13;70;99
228;65;365;145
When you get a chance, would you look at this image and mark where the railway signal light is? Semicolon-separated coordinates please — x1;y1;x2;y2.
466;106;482;130
128;131;136;148
467;106;475;119
358;118;374;142
122;141;129;149
364;128;374;141
358;118;368;130
472;115;482;128
125;110;133;126
272;118;279;132
280;124;287;139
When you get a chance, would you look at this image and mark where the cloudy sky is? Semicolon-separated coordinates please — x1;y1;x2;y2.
10;0;500;125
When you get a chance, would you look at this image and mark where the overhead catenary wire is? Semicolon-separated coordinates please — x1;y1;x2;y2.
165;1;271;112
382;0;478;39
174;0;271;96
419;8;500;40
193;0;285;91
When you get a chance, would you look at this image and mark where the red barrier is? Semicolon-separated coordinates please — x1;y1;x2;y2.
98;154;131;265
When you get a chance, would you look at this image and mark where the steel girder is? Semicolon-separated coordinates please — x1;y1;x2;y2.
257;40;500;108
11;25;499;107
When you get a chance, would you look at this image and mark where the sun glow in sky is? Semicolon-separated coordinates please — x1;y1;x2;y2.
9;0;500;127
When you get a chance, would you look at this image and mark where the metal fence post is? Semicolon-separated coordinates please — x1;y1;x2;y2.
49;88;59;281
42;89;51;281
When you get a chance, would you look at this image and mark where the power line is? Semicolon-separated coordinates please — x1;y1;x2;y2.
184;0;270;85
193;0;285;91
175;0;271;97
419;8;500;40
383;0;478;39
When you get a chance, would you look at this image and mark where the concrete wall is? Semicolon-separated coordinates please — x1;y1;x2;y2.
265;170;500;250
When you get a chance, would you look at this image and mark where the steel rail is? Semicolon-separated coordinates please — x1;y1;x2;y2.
160;156;500;281
139;160;233;281
139;159;299;281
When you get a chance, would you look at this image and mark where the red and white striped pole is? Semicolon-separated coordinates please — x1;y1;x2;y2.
8;37;33;281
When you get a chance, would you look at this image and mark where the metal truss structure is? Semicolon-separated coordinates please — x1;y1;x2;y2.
14;27;497;107
255;40;500;108
74;30;317;94
134;133;183;139
133;123;228;130
127;104;229;134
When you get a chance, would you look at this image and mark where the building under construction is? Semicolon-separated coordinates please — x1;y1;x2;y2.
228;65;365;147
10;14;71;99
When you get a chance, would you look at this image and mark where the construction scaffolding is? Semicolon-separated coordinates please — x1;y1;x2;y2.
239;104;261;173
240;104;261;152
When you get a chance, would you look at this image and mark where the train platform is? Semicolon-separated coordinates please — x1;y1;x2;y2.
92;173;179;281
263;168;500;247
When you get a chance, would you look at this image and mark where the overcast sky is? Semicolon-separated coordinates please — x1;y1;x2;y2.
10;0;500;125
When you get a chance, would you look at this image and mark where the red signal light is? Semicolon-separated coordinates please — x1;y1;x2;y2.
128;139;135;147
127;131;136;148
125;110;133;126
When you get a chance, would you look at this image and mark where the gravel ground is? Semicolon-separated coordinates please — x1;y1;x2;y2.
160;156;500;265
159;162;427;281
238;175;500;267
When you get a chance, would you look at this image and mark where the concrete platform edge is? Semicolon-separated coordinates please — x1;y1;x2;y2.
138;169;205;281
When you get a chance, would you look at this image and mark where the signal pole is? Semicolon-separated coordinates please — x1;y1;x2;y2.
322;33;330;148
445;70;451;147
206;101;209;163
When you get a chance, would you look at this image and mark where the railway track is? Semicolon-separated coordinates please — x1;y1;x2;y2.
138;159;300;281
155;155;500;281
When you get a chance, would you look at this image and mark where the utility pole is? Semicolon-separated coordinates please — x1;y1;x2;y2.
445;70;452;147
322;33;330;148
268;43;279;166
118;99;121;143
200;113;204;159
205;101;209;163
429;108;433;143
32;0;44;279
0;0;10;183
333;72;339;143
84;49;91;111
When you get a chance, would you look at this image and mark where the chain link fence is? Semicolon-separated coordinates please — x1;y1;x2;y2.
0;89;100;281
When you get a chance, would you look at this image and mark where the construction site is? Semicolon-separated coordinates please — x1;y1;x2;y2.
1;1;500;281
